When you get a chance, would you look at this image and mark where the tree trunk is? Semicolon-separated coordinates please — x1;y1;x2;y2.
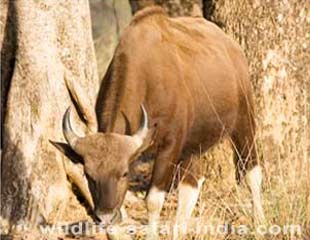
130;0;203;16
90;0;132;81
207;0;310;165
130;0;155;13
157;0;203;16
1;0;98;228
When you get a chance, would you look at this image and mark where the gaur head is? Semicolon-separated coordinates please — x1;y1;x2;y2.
52;106;151;224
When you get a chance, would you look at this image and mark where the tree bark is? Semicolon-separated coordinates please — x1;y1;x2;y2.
90;0;132;81
130;0;202;16
157;0;203;16
207;0;310;163
1;0;98;228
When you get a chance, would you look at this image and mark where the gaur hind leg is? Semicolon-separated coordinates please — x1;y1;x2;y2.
231;113;265;224
173;157;205;240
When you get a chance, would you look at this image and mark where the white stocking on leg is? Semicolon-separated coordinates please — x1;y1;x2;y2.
246;166;265;224
146;186;166;240
173;177;205;240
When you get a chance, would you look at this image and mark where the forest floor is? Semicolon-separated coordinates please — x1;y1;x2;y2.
2;140;309;240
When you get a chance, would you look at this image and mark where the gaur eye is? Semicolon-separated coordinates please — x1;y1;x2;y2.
122;172;129;178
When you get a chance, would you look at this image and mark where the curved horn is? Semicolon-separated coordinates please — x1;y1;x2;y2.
132;104;149;147
63;107;81;149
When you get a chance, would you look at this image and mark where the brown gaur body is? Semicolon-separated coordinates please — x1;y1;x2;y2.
52;6;263;227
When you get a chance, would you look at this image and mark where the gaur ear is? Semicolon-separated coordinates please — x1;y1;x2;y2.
49;140;84;164
130;122;159;163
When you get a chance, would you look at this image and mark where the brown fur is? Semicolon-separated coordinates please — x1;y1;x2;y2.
74;133;138;212
56;6;258;222
96;6;257;189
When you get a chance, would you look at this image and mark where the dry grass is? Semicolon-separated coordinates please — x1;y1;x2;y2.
124;129;309;240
